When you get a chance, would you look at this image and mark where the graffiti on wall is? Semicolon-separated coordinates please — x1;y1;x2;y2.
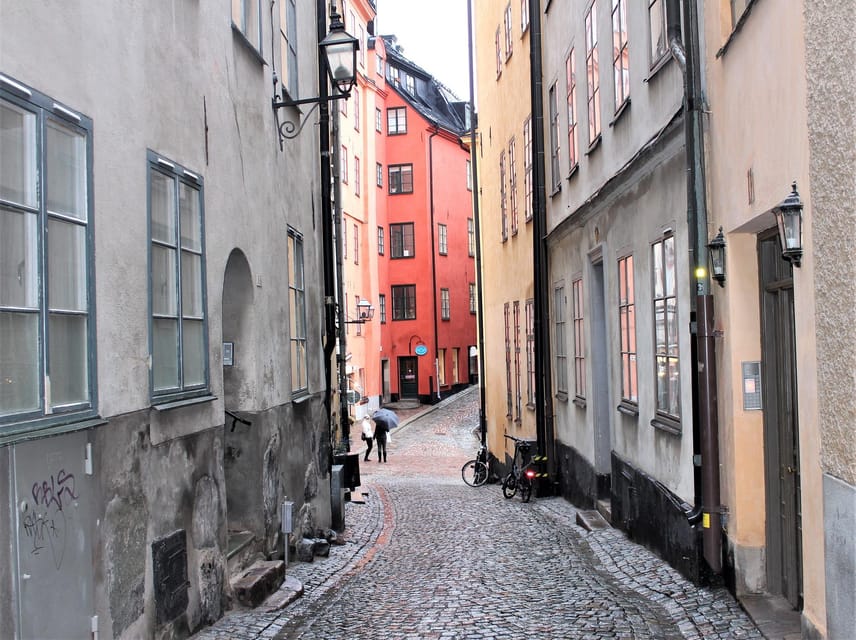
20;469;79;570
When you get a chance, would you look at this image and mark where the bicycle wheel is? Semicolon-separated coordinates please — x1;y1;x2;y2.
519;476;533;503
502;473;517;498
462;460;488;487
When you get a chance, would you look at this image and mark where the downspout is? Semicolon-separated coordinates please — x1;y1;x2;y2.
529;0;556;487
668;0;722;574
428;126;441;402
333;87;350;451
319;0;337;461
467;0;488;447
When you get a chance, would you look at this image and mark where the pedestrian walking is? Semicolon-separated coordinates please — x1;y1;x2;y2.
371;408;398;463
360;417;374;462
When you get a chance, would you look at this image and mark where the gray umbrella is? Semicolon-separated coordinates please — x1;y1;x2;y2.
372;408;400;431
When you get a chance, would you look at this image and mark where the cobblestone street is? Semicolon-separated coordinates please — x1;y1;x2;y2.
193;387;763;639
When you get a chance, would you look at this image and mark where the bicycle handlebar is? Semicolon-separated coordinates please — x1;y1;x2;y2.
504;434;533;449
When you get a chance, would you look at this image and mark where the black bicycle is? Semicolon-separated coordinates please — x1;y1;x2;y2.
461;442;489;487
502;434;535;502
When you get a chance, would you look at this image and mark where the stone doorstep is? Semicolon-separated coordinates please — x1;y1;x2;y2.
231;560;285;608
576;509;610;531
258;575;304;613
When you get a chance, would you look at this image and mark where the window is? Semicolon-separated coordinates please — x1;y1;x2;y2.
618;255;637;404
288;228;307;393
390;222;415;258
469;283;477;314
504;3;513;59
554;285;568;395
406;74;416;95
612;0;630;110
388;164;413;194
523;116;533;221
438;223;448;255
353;90;360;130
341;145;348;183
513;300;521;419
495;27;503;78
453;348;460;384
504;303;512;416
466;159;473;191
342;214;347;259
653;235;679;419
509;138;518;234
438;348;447;385
521;0;530;32
548;83;560;192
499;151;508;241
649;0;669;65
441;288;450;320
379;293;387;323
391;285;416;320
232;0;262;53
353;223;359;264
358;24;365;66
387;107;407;135
376;54;384;77
388;65;400;86
585;3;602;143
377;226;385;255
566;49;579;172
354;156;360;196
467;218;476;256
526;299;535;406
730;0;750;28
375;107;382;132
149;151;208;401
376;162;383;187
572;278;586;399
279;0;298;97
1;83;95;428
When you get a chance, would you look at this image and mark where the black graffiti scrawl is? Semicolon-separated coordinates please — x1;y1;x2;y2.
21;469;79;570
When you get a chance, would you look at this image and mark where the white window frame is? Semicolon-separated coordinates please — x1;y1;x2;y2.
288;227;308;393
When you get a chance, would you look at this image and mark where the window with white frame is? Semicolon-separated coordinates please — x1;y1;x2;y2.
467;218;475;256
391;284;416;320
504;3;513;59
387;107;407;135
441;288;450;320
618;254;637;404
585;2;601;144
376;54;384;77
554;285;568;395
406;74;415;95
377;225;385;255
566;48;579;172
375;107;382;132
353;222;359;264
548;82;561;192
358;25;365;66
612;0;630;110
509;137;518;234
388;164;413;194
376;162;383;187
288;228;307;392
354;90;360;130
495;27;502;78
513;300;521;419
521;0;530;32
526;299;535;406
379;293;387;323
149;151;208;400
1;83;96;428
504;302;512;416
438;223;448;255
354;156;360;196
523;115;533;221
453;348;460;384
232;0;262;53
653;235;679;419
648;0;668;65
572;278;586;399
438;347;447;385
500;151;508;241
466;159;473;191
341;145;348;183
279;0;298;97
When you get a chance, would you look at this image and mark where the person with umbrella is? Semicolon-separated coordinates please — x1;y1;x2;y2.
371;408;399;463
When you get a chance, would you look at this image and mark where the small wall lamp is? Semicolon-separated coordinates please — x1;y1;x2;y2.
707;227;726;287
343;299;374;324
772;182;804;267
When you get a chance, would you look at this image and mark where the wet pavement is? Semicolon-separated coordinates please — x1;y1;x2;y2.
192;387;764;639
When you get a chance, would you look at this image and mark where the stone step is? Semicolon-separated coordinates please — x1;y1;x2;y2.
231;560;285;608
596;498;613;525
576;509;610;532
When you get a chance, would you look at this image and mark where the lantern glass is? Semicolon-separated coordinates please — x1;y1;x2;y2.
707;227;726;286
321;29;358;94
773;182;803;265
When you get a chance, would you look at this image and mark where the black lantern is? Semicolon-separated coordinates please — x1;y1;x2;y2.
320;10;359;96
707;227;726;287
356;299;374;321
773;182;803;267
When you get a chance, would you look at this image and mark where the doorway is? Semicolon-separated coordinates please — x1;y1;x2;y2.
758;229;802;609
398;356;418;399
590;253;612;497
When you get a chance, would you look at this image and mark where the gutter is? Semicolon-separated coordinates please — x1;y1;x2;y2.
428;126;441;402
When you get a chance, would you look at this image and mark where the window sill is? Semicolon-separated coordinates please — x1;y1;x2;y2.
651;414;682;435
231;24;266;66
549;183;562;198
573;396;587;409
585;135;602;156
566;164;579;182
0;415;107;447
609;98;631;127
555;391;569;403
645;54;671;82
616;401;639;417
153;394;217;412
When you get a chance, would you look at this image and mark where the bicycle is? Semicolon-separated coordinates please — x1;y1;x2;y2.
501;434;535;502
461;442;489;487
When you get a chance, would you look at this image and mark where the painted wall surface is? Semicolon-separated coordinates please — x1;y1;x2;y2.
804;1;856;636
0;0;333;637
474;0;539;465
703;0;825;631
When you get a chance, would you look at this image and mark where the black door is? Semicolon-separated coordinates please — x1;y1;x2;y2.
399;357;418;399
758;230;802;610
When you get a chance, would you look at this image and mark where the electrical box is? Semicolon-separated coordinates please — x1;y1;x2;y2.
281;500;294;534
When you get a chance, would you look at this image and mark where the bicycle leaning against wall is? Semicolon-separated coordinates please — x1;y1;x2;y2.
501;434;536;502
461;441;489;487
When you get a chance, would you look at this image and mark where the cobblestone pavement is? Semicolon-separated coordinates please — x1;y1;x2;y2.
193;387;762;640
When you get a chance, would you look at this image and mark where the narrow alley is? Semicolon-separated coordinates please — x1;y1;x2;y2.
193;388;762;640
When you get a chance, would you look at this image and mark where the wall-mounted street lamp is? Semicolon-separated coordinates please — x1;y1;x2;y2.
707;227;726;287
272;3;359;145
773;182;804;267
343;299;375;324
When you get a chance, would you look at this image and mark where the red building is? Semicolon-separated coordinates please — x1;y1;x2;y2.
375;36;476;403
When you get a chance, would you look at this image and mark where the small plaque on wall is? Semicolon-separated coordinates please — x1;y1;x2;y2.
742;361;762;410
223;342;234;366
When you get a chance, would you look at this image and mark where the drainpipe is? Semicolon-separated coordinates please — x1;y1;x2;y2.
528;0;556;487
333;88;350;451
668;0;722;574
428;126;441;402
467;0;488;447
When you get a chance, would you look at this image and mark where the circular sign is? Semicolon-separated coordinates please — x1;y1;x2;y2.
414;344;428;356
